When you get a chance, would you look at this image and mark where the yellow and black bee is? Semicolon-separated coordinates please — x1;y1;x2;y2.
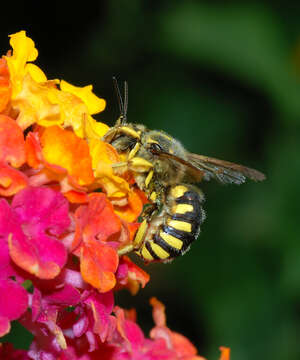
103;79;266;263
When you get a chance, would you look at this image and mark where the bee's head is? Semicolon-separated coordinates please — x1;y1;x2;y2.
103;122;145;151
142;130;187;160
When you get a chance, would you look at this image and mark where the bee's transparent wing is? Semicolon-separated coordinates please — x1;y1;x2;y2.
158;151;265;184
186;153;266;184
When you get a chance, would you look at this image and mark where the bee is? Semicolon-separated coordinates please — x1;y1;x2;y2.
103;79;266;263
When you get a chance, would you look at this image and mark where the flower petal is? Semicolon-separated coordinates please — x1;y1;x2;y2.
25;131;43;168
0;279;28;320
63;189;89;204
0;279;28;336
114;189;143;223
26;63;47;83
90;139;130;198
0;316;10;337
170;332;200;359
7;187;69;279
40;126;94;186
150;297;166;327
149;297;204;360
219;347;230;360
6;30;38;98
80;238;119;292
12;73;61;130
84;115;109;139
0;163;28;196
0;115;26;167
12;186;70;236
60;80;106;115
85;291;114;342
0;58;11;112
44;284;81;307
74;193;121;249
120;256;150;295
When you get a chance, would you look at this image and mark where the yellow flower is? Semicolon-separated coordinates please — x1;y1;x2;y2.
58;81;108;138
89;139;130;198
60;80;105;116
12;73;60;130
6;31;107;137
5;30;46;98
83;113;110;139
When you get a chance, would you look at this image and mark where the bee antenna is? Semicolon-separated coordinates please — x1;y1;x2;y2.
112;76;124;114
123;80;128;119
112;76;128;124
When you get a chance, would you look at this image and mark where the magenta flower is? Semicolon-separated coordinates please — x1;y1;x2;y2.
20;289;114;359
0;186;70;280
20;285;81;359
0;279;28;336
0;343;30;359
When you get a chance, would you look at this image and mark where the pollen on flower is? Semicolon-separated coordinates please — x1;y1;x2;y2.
0;30;228;360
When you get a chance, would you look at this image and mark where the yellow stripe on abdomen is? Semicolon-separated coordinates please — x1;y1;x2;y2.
139;245;154;261
149;242;170;260
167;219;192;232
170;185;188;199
171;203;193;215
159;231;183;250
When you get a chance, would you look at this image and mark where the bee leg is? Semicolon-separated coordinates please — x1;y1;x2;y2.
111;162;128;168
117;219;148;256
132;219;148;248
111;162;129;175
102;127;120;143
117;244;134;256
141;203;157;219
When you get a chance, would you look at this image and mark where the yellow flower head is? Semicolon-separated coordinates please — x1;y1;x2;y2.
5;30;107;138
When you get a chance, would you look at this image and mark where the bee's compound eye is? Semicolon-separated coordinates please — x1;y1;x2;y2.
149;142;163;154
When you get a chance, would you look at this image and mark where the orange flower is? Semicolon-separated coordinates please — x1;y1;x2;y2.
119;255;150;295
40;126;94;186
114;188;144;223
80;238;119;293
0;164;28;197
0;58;11;113
73;193;122;292
25;131;43;168
0;115;25;168
150;297;205;360
219;347;230;360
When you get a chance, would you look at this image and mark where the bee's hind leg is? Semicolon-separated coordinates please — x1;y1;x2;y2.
117;244;134;256
117;219;148;256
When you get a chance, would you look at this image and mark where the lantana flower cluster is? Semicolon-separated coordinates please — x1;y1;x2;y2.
0;31;229;360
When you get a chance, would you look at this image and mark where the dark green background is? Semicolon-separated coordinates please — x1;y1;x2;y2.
2;1;300;359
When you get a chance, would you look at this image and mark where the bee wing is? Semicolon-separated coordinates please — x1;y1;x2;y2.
186;153;266;184
158;151;265;184
158;152;206;182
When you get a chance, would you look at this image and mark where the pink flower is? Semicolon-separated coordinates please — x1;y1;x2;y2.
21;289;115;359
0;279;28;336
0;186;70;280
0;343;30;360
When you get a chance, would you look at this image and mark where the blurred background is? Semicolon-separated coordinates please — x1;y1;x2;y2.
1;1;300;359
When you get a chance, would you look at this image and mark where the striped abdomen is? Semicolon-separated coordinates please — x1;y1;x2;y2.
135;184;205;262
